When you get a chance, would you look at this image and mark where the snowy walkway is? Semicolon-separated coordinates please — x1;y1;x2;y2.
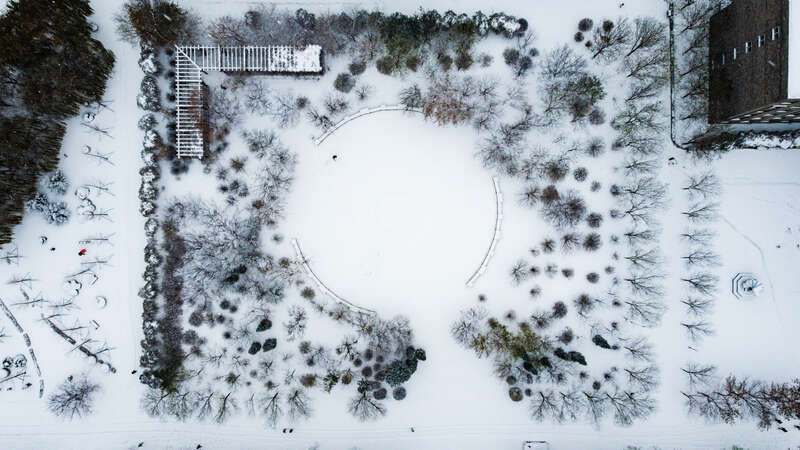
313;104;424;146
465;177;503;287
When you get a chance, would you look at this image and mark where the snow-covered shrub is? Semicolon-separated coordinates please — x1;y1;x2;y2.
26;192;70;225
348;61;366;75
138;47;162;75
137;75;161;112
137;113;157;131
45;169;69;195
144;218;159;238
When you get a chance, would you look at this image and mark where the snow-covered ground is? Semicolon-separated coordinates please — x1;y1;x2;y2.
1;0;800;449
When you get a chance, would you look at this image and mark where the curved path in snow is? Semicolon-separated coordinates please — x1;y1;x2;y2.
466;176;503;287
313;104;423;146
291;239;376;315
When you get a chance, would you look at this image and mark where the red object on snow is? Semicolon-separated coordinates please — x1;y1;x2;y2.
78;249;87;256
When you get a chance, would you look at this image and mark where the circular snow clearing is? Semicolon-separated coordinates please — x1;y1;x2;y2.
285;111;496;311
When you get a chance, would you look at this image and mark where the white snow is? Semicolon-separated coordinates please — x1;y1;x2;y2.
1;0;800;449
789;0;800;98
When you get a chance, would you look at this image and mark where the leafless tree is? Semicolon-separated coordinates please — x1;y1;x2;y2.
681;272;719;296
81;122;113;139
582;390;608;425
625;365;660;391
509;259;530;285
530;390;560;422
7;273;35;288
348;390;387;421
82;145;114;166
207;15;248;45
541;45;587;81
681;296;715;316
626;77;666;102
683;172;721;200
682;363;718;388
624;247;662;270
269;91;300;128
624;46;668;81
243;80;271;115
82;208;113;222
624;227;659;246
612;101;663;135
605;389;655;426
622;157;659;177
214;391;239;424
48;374;101;419
591;18;632;61
1;245;22;265
283;305;307;342
79;233;115;247
622;336;654;362
258;390;282;428
623;271;664;298
680;228;715;245
682;248;720;267
451;307;488;347
286;387;312;421
323;93;349;117
682;320;714;342
210;87;243;127
626;18;666;57
624;296;665;327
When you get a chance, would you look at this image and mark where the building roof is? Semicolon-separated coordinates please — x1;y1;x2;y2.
789;0;800;98
708;0;791;122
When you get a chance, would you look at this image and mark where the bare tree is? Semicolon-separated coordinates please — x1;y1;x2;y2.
624;247;662;270
605;389;655;426
48;374;101;419
680;228;715;245
681;272;719;296
243;80;271;115
269;91;300;128
623;227;659;246
622;337;654;362
626;18;666;57
582;390;608;425
625;365;660;391
348;390;387;421
258;390;282;428
623;272;664;298
214;391;240;424
286;387;312;421
591;18;632;61
451;307;488;347
283;305;307;341
1;245;22;265
530;390;560;423
681;296;715;316
682;248;720;268
681;320;714;342
626;77;666;102
509;259;530;285
82;145;114;166
612;101;663;135
682;363;717;388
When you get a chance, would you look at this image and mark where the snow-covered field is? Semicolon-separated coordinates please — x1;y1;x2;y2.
1;0;799;449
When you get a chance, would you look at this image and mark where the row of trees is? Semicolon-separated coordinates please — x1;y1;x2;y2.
682;368;800;431
0;0;114;245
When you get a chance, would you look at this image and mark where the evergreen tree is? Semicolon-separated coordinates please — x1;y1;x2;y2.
0;0;114;245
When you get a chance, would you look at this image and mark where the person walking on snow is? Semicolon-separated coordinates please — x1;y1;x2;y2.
78;249;86;256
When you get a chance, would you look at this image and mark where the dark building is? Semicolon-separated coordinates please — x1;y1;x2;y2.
708;0;800;123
